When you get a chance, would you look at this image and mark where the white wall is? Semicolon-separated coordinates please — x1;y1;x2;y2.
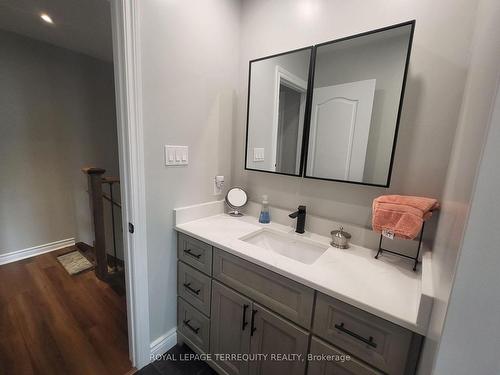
234;0;479;237
0;30;120;256
418;0;500;372
138;0;240;342
246;50;310;170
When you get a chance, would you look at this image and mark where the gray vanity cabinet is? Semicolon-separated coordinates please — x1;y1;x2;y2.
249;303;309;375
211;281;251;375
176;232;422;375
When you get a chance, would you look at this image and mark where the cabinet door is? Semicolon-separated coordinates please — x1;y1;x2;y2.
249;303;309;375
211;281;252;375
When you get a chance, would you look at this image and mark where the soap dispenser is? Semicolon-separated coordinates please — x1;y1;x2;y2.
259;195;270;224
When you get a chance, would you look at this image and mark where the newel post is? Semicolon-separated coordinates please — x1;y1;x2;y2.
82;167;108;281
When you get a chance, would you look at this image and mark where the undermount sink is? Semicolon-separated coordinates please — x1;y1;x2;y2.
240;229;329;265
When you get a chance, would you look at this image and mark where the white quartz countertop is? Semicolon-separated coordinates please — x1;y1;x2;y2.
175;211;432;335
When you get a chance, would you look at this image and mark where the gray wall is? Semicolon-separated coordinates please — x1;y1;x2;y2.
418;0;500;372
233;0;480;234
0;30;120;256
138;0;240;342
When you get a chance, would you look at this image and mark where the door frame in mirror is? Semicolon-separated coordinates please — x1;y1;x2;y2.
302;20;416;188
244;46;314;177
272;66;308;174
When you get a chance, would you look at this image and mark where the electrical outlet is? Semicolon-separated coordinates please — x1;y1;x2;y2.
214;176;224;195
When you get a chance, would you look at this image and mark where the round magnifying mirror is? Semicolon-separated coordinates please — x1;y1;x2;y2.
225;187;248;216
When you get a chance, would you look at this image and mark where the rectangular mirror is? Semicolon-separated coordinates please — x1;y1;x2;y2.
304;22;414;186
245;47;313;176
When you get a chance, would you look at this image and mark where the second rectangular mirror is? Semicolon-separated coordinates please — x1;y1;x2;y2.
245;47;312;176
304;22;414;186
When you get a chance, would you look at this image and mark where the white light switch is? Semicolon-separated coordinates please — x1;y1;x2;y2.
165;145;188;166
253;148;265;162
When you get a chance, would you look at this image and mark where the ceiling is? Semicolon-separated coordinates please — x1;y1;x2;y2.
0;0;113;61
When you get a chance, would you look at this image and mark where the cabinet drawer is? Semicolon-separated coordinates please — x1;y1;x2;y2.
178;297;210;353
178;261;212;316
177;233;213;275
213;248;314;328
308;336;382;375
313;293;416;374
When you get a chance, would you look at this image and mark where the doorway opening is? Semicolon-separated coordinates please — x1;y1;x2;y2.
0;0;141;372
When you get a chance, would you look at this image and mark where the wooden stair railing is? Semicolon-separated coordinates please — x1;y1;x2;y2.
82;167;121;281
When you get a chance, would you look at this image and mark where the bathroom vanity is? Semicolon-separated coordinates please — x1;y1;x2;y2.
174;202;432;375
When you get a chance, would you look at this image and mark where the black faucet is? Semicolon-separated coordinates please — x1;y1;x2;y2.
289;205;306;234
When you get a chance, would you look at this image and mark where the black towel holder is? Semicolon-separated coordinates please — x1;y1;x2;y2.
374;221;426;272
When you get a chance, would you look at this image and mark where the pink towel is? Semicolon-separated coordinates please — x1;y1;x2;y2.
372;195;439;240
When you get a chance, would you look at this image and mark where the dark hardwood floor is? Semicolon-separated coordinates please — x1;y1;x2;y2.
0;246;133;375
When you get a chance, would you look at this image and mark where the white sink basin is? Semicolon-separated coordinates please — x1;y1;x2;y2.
240;229;329;264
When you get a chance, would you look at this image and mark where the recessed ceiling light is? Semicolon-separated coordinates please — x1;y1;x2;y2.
40;13;54;24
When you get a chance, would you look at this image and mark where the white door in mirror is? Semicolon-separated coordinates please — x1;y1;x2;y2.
307;79;375;181
165;145;188;166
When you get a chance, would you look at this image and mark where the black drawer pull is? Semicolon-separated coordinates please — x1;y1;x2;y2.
183;249;202;259
335;323;377;348
241;304;249;331
183;319;200;334
183;282;200;295
250;309;258;336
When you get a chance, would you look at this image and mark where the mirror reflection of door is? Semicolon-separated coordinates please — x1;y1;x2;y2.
273;67;307;174
307;79;375;181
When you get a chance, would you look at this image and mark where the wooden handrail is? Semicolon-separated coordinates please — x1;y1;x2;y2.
102;176;120;184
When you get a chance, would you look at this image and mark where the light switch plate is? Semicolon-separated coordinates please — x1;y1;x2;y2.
165;145;188;166
253;147;264;162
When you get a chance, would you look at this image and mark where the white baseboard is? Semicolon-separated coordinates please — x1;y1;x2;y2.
150;328;177;360
0;238;76;265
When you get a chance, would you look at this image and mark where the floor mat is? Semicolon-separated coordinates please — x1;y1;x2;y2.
57;251;94;275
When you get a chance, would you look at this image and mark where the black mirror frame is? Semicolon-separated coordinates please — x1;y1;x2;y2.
244;20;415;188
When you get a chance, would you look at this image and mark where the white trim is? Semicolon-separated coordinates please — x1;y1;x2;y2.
0;238;75;265
111;0;151;369
150;328;177;359
271;65;308;173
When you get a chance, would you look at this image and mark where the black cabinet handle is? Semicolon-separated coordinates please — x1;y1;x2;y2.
183;282;200;295
183;249;202;259
183;319;200;334
250;309;258;336
241;304;249;331
334;323;377;348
